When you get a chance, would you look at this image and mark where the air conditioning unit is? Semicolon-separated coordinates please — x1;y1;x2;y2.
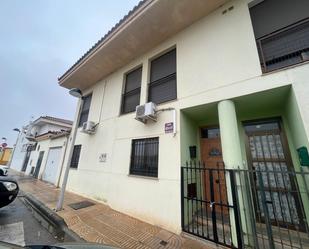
81;121;97;134
135;102;157;123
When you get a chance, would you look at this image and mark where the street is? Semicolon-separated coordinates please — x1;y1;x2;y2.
0;195;59;246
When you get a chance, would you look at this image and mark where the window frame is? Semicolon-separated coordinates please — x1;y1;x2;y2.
129;137;159;178
121;66;143;115
78;94;92;127
148;48;177;105
70;145;82;169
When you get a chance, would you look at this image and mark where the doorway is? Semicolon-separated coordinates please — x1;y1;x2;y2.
200;127;228;214
243;119;305;230
33;151;44;178
42;147;62;184
21;150;31;172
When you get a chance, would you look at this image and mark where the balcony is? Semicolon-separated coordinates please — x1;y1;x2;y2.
257;18;309;73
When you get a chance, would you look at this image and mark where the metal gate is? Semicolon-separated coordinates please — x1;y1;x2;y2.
181;162;309;249
181;162;242;248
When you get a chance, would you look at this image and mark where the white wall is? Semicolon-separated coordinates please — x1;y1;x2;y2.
25;136;68;187
10;131;28;171
61;0;309;233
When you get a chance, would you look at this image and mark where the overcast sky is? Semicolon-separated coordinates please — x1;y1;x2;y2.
0;0;140;146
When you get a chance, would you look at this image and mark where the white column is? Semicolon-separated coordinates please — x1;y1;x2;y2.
218;99;253;247
218;100;243;169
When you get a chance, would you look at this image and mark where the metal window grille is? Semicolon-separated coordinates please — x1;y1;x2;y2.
78;94;92;127
70;145;81;169
148;49;177;104
129;137;159;177
121;67;142;114
256;18;309;73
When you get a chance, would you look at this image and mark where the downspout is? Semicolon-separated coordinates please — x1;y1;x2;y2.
56;132;70;188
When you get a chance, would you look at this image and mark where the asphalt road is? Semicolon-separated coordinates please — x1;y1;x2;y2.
0;195;59;247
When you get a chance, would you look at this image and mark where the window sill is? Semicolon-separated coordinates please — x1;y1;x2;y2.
151;98;178;107
118;111;135;117
127;174;159;181
261;60;309;76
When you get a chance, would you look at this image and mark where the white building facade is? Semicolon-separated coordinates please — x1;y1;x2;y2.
58;0;309;247
10;116;72;186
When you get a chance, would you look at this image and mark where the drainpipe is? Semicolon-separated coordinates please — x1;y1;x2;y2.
156;107;177;137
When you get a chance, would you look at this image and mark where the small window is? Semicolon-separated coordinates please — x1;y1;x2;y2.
244;121;280;133
148;49;176;104
201;127;220;138
121;67;142;114
70;145;82;169
37;145;40;151
78;94;92;127
129;137;159;177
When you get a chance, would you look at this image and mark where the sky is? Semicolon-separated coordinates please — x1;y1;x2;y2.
0;0;140;146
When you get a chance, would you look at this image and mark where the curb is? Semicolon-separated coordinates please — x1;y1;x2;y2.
20;191;84;242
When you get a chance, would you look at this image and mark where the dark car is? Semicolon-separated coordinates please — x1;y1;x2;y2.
0;177;19;208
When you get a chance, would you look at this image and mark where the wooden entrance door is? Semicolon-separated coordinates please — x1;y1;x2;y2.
200;127;228;215
244;119;305;230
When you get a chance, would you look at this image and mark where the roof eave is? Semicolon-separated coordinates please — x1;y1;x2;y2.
58;0;229;90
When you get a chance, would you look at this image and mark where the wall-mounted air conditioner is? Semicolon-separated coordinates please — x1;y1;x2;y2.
135;102;157;123
81;121;97;134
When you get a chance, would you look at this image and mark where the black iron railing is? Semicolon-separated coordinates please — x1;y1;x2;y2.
257;18;309;73
181;161;309;249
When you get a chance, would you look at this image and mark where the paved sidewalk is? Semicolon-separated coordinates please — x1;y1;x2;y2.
12;170;210;249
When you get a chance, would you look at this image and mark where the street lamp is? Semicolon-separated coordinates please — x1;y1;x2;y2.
8;128;21;168
56;88;83;211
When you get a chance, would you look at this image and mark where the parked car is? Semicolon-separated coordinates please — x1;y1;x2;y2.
0;177;19;208
0;165;8;176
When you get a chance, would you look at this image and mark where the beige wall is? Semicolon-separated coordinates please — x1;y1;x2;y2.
61;0;309;233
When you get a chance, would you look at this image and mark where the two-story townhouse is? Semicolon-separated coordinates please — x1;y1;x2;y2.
58;0;309;248
10;116;72;186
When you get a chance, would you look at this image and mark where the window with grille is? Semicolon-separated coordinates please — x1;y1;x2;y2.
250;0;309;72
70;145;81;169
121;67;142;114
148;49;176;104
129;137;159;177
78;94;92;127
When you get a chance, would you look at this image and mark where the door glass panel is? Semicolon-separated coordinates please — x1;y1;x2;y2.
245;120;302;228
244;122;279;132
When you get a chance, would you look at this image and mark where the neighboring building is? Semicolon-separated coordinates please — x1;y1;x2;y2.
10;116;72;186
58;0;309;248
0;147;13;165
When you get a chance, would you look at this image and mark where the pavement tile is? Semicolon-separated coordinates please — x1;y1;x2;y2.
13;169;211;249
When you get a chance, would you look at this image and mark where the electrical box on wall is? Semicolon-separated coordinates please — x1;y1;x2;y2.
297;146;309;166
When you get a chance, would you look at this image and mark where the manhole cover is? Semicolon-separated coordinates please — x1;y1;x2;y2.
68;201;95;210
